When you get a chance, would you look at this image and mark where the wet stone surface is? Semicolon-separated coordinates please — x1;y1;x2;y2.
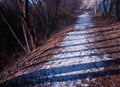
0;12;120;87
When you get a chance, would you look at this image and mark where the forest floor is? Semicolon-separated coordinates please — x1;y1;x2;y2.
0;12;120;87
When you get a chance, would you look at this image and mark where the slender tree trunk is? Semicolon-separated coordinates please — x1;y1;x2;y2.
22;0;31;53
108;0;114;18
25;0;36;50
94;0;97;14
0;8;27;52
115;0;120;21
103;0;107;17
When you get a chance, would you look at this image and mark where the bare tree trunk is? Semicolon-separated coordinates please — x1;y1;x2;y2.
107;0;113;18
94;0;97;14
103;0;107;17
0;9;27;52
115;0;120;21
22;0;31;53
25;0;36;50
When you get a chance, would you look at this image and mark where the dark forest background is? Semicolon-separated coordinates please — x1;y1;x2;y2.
0;0;81;70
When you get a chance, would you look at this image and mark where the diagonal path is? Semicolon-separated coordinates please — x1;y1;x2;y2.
1;12;120;87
